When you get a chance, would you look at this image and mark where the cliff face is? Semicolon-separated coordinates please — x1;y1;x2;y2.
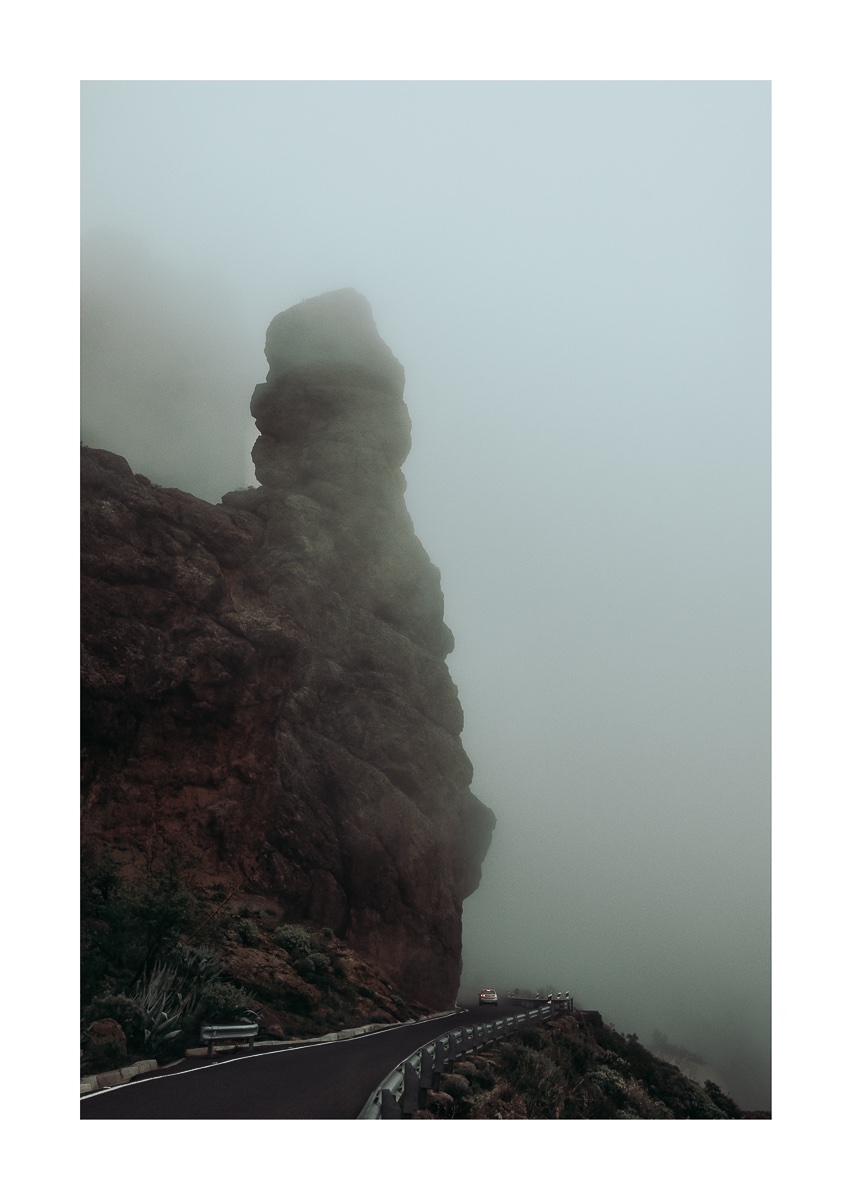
81;289;495;1009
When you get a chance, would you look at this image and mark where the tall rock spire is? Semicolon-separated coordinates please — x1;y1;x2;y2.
81;289;494;1009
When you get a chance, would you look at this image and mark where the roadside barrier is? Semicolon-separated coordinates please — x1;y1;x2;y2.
200;1022;259;1057
357;997;573;1119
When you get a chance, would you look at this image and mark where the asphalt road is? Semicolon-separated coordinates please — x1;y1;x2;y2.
80;1002;509;1120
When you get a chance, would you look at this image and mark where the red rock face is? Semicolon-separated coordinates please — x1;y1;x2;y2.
81;289;495;1009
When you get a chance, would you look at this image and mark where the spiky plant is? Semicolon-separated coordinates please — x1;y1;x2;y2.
132;961;199;1056
167;943;224;986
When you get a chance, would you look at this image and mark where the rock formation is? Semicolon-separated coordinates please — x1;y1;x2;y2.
81;288;495;1009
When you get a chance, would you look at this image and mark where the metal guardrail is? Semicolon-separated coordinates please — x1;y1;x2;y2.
200;1022;259;1058
357;998;574;1119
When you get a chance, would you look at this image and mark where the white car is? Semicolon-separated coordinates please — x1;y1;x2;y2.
478;988;498;1006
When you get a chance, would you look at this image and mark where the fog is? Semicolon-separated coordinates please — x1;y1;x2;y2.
81;82;770;1109
81;231;257;500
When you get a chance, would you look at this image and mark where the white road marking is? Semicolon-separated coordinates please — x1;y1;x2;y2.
80;1009;469;1100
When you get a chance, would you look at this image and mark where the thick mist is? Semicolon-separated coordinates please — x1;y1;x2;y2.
81;81;770;1110
81;231;258;502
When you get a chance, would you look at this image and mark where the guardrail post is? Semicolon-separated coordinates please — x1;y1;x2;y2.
402;1062;420;1117
418;1047;434;1107
381;1088;402;1119
446;1029;461;1073
432;1039;446;1090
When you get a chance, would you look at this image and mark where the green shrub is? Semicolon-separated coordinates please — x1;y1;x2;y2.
80;844;207;1005
132;960;201;1057
273;924;312;957
235;918;261;947
703;1079;743;1119
167;943;223;986
82;1039;128;1075
127;852;204;976
589;1064;630;1100
81;844;123;920
441;1073;472;1101
500;1042;564;1119
272;925;332;979
83;993;147;1052
469;1066;496;1090
440;1071;474;1116
302;951;331;974
196;981;257;1024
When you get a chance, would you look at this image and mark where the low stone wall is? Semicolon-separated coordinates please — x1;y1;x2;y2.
80;1059;158;1095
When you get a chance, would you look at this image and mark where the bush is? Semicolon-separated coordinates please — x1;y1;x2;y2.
441;1072;474;1116
441;1073;472;1101
589;1065;630;1100
500;1042;564;1119
197;981;257;1024
469;1065;496;1090
273;925;312;957
82;1039;128;1075
703;1079;743;1119
678;1085;726;1118
83;994;147;1053
272;925;332;979
127;852;204;975
302;951;331;974
167;943;223;986
235;918;261;947
81;844;207;1005
81;845;123;920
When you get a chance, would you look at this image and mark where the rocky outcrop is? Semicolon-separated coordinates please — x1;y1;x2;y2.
81;289;495;1009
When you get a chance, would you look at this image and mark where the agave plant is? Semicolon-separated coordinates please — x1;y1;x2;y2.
132;945;218;1051
167;943;224;987
132;960;200;1055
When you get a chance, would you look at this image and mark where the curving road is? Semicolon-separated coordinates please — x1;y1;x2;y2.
80;1000;515;1120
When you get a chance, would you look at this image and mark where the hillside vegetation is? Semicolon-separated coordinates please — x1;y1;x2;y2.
81;844;427;1075
417;1012;753;1119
